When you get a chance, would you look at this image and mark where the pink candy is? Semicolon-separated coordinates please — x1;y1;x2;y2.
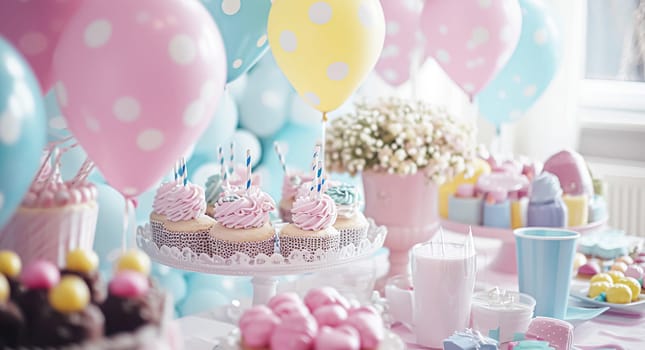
315;325;360;350
313;304;348;328
21;260;60;289
109;271;149;298
304;287;350;312
342;311;384;349
625;265;644;280
240;305;280;348
270;313;318;350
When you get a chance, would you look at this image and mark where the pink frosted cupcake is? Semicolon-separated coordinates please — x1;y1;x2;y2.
149;181;215;255
0;157;98;266
209;186;277;259
279;193;340;259
278;171;313;223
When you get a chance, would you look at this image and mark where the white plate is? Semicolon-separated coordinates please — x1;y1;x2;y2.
570;287;645;315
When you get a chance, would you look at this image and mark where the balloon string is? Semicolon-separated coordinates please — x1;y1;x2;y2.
122;197;131;252
320;112;327;172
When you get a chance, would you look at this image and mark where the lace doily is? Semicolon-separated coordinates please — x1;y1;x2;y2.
136;218;387;276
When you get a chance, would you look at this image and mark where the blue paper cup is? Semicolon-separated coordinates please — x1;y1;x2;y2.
514;227;580;319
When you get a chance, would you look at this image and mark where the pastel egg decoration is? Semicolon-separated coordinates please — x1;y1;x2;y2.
268;0;386;113
420;0;522;99
198;0;272;83
0;38;47;229
52;0;227;198
542;150;593;197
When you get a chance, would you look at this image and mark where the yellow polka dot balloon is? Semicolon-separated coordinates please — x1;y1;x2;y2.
268;0;385;113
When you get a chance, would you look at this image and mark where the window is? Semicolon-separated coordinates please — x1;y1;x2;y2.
578;0;645;163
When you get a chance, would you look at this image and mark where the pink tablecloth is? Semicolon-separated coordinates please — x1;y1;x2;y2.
396;232;645;350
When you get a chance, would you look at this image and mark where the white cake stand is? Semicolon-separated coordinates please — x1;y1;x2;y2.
136;219;387;304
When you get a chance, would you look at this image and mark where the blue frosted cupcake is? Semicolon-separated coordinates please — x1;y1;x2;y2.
326;184;369;249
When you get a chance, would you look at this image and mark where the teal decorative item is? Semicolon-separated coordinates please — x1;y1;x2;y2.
477;0;562;128
0;38;47;229
199;0;272;83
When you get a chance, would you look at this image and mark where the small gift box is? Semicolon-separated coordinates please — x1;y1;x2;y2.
443;329;499;350
525;317;573;350
509;340;555;350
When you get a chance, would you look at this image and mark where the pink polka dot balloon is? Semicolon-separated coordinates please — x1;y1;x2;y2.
52;0;226;198
420;0;522;99
0;0;84;92
375;0;424;87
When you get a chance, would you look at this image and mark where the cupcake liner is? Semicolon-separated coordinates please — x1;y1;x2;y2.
337;225;369;249
279;234;340;261
211;236;276;259
279;206;293;223
150;220;212;256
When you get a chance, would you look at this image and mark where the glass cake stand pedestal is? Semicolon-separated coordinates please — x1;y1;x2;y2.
137;219;387;305
440;218;608;274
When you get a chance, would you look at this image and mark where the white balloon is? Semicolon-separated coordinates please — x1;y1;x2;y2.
232;129;262;167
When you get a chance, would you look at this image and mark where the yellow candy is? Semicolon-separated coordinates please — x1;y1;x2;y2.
0;274;9;302
617;277;642;302
611;262;628;273
606;284;633;304
588;281;612;298
49;276;90;313
116;250;151;275
590;273;613;285
0;251;21;278
607;270;625;283
66;249;99;274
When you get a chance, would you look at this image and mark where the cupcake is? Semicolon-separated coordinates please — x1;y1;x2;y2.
325;184;369;249
0;250;22;301
279;171;313;223
0;156;98;266
16;260;60;325
150;180;216;255
60;249;105;304
29;275;104;347
101;271;164;336
205;165;262;218
0;275;25;348
280;192;341;259
209;186;277;259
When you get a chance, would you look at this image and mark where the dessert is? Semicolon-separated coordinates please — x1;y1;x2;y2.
543;150;593;198
607;270;625;283
524;317;573;350
0;249;179;348
204;163;260;217
0;250;22;301
279;171;313;223
325;183;369;248
625;264;643;280
610;261;628;273
577;261;601;278
0;275;25;348
150;179;216;255
606;284;632;304
61;249;105;303
588;281;611;298
0;152;98;266
280;191;341;259
237;288;388;350
29;275;104;347
482;189;511;228
526;172;568;227
587;272;642;303
101;271;163;336
447;184;483;225
209;186;277;258
572;253;587;272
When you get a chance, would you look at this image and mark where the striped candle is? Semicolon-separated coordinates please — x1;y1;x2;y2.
245;149;251;190
218;146;225;179
273;142;287;174
316;160;323;195
229;142;235;176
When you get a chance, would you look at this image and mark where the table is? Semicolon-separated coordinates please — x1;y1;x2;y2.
177;231;645;350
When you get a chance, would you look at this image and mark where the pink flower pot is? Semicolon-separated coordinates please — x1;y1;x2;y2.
362;171;439;278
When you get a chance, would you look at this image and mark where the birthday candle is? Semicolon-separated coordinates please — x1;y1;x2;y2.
316;160;323;195
245;149;251;190
218;146;225;179
229;142;235;176
182;158;188;186
274;142;287;174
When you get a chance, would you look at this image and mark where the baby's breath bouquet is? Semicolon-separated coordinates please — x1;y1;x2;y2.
325;98;477;184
